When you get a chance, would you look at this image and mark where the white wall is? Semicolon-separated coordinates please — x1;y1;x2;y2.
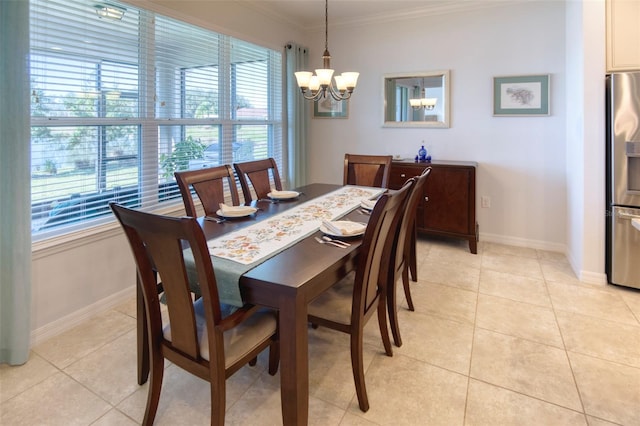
30;0;608;344
307;2;570;252
565;0;605;284
32;230;135;343
580;1;606;283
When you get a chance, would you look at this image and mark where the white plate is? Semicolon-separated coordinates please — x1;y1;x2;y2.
268;190;300;200
360;199;376;210
320;221;367;238
215;207;257;218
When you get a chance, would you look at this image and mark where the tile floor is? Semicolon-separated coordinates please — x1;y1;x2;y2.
2;238;640;425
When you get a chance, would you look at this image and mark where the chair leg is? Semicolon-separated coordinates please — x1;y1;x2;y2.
350;333;369;412
387;274;402;348
142;352;164;426
402;266;415;312
210;375;226;426
377;296;393;357
137;280;150;385
409;223;418;282
268;340;279;375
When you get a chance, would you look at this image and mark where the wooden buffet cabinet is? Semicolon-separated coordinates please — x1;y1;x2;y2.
389;160;478;254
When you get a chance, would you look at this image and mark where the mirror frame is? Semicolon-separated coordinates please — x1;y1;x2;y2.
382;70;450;128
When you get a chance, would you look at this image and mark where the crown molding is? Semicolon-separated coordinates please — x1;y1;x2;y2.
240;0;522;33
335;1;521;29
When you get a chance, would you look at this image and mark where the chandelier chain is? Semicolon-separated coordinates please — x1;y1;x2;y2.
293;0;359;101
324;0;329;52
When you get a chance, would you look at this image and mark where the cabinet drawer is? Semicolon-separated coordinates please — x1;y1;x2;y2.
389;164;427;189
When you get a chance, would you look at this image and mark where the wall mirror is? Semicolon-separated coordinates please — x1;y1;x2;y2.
383;70;450;128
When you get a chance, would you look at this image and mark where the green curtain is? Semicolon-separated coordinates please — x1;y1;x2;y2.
285;43;309;188
0;0;32;365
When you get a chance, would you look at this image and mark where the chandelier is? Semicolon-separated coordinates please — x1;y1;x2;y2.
94;3;126;20
409;79;437;110
409;95;437;110
294;0;359;101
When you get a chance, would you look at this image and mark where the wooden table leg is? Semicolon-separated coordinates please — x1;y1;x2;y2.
137;277;149;385
278;292;309;426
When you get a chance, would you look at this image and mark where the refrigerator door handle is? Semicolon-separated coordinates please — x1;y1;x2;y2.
616;210;640;220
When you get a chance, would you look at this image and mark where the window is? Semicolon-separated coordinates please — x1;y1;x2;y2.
394;86;410;122
30;0;283;239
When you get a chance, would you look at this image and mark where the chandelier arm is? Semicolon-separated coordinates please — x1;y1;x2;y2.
328;85;350;101
295;0;357;102
301;90;323;101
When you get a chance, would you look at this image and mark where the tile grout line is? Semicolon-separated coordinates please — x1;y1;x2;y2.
543;272;589;421
459;242;485;426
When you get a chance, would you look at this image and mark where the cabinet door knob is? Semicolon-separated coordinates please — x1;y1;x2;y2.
424;196;429;202
400;173;406;178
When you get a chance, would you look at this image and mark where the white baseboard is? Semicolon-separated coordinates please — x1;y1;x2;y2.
31;286;136;347
29;232;609;347
478;231;567;253
578;270;608;285
566;250;608;286
480;232;608;286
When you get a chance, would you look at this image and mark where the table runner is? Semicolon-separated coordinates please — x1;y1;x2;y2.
186;185;384;307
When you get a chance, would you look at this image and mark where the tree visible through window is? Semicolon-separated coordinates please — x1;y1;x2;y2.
30;0;283;239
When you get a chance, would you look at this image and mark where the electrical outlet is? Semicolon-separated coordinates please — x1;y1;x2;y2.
481;196;491;208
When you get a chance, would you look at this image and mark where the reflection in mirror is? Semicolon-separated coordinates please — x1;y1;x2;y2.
383;70;450;128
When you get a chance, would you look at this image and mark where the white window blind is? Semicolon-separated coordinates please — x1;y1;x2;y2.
30;0;283;240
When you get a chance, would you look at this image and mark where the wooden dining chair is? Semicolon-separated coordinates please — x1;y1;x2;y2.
174;164;241;217
387;166;432;347
110;203;279;426
307;178;414;412
233;158;283;204
343;153;393;188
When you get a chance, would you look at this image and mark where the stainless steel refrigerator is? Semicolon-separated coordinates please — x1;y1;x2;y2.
606;71;640;289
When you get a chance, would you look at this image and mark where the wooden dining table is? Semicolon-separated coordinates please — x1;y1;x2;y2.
136;183;373;425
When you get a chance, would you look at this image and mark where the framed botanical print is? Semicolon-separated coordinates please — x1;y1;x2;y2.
313;97;348;118
493;74;550;116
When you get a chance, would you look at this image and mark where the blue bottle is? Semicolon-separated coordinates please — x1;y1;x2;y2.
418;145;427;162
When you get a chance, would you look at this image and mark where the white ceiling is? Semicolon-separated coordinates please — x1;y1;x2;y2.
240;0;516;31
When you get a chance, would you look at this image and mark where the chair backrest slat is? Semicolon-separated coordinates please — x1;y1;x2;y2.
233;158;282;204
110;203;221;360
352;178;414;324
394;167;432;267
343;154;393;188
175;164;240;217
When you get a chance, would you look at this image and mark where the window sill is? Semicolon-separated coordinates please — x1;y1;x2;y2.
32;203;185;259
